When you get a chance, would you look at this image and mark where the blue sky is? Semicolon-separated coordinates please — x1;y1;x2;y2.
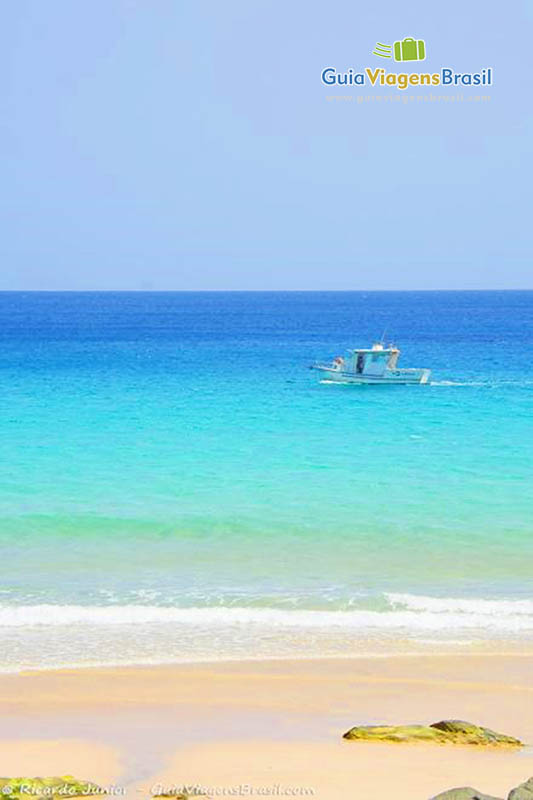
1;0;532;289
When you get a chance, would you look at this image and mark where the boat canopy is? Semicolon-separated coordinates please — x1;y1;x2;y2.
347;345;399;355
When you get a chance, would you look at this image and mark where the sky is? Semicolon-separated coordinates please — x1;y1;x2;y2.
1;0;532;290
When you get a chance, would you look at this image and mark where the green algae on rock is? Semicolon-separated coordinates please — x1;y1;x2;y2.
429;720;522;746
151;793;207;800
508;777;533;800
342;719;522;747
430;788;503;800
343;724;449;744
0;777;104;800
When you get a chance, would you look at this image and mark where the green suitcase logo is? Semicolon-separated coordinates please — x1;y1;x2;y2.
393;37;426;62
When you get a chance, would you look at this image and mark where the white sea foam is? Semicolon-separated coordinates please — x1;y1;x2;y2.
430;380;486;386
387;593;533;616
1;599;533;633
430;379;533;387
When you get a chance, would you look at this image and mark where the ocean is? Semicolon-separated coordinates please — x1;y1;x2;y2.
1;290;532;671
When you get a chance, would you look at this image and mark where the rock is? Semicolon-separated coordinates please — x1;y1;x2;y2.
343;724;450;743
342;719;522;747
430;720;522;746
0;777;103;800
430;788;503;800
508;778;533;800
152;795;189;799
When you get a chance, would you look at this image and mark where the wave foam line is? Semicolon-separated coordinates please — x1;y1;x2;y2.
387;593;533;616
1;603;533;632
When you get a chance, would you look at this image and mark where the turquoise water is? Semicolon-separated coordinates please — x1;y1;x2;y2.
1;291;532;669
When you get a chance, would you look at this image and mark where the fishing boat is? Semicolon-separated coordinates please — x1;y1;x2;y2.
311;342;431;385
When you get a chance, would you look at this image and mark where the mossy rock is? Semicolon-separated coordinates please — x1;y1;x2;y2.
152;792;189;800
343;724;449;743
508;778;533;800
430;789;503;800
430;720;522;746
343;719;522;747
0;777;104;800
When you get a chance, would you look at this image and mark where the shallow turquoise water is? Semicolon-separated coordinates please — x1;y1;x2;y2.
1;291;532;668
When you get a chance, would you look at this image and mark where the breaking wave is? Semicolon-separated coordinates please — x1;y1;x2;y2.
1;595;533;634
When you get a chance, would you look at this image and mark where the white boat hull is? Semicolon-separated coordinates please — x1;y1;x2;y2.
316;367;431;385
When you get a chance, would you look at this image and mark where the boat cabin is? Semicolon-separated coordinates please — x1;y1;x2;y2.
346;343;399;377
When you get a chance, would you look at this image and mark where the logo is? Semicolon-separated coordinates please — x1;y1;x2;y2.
321;36;492;91
373;37;426;62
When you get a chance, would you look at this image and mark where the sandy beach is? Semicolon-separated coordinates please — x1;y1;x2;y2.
2;653;533;800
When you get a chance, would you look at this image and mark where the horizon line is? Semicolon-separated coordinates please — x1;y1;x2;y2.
0;288;532;293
